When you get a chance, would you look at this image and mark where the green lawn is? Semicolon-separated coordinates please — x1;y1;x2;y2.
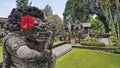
56;49;120;68
0;46;2;61
53;41;64;45
75;43;82;46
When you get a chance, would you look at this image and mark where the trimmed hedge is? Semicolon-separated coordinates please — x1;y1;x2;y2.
114;48;120;53
80;42;105;47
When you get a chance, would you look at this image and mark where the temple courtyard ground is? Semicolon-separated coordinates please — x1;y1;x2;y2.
0;43;120;68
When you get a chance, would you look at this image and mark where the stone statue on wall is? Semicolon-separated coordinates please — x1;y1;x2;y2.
2;6;56;68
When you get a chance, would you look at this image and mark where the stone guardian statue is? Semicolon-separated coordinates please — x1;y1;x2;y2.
2;6;56;68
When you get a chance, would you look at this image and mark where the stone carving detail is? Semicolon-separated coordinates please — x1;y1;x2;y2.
2;6;56;68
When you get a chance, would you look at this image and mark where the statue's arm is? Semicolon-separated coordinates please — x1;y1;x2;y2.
6;36;43;60
16;46;43;60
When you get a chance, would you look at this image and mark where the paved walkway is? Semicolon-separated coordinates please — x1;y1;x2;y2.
99;38;110;45
52;44;72;58
99;38;114;48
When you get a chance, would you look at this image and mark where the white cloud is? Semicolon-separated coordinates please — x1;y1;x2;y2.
59;14;63;20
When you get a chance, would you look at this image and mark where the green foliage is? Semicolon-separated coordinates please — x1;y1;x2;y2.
47;15;63;33
63;0;90;22
0;40;1;46
115;48;120;53
83;36;91;42
90;18;102;30
54;37;59;42
42;5;53;18
0;46;2;61
109;36;116;42
83;36;99;42
53;41;64;46
63;0;110;33
56;49;120;68
100;0;120;48
113;42;117;46
75;44;82;46
80;42;105;47
16;0;29;7
109;36;118;46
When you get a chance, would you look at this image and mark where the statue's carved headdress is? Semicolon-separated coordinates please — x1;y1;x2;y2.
4;6;45;31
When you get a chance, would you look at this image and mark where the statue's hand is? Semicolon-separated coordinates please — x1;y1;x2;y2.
16;46;44;61
44;49;51;55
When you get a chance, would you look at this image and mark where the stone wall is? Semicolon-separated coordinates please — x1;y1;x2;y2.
72;46;115;53
0;62;2;68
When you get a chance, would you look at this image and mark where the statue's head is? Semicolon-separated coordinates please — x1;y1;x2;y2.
4;6;45;31
4;6;48;43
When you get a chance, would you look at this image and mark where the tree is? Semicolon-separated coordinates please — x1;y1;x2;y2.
63;0;120;48
89;0;120;48
16;0;30;7
63;0;111;33
47;15;63;33
90;18;102;31
90;0;120;48
42;5;53;19
107;0;120;48
63;0;90;22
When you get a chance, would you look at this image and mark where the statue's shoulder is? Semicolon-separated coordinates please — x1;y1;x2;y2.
2;32;23;45
2;32;13;43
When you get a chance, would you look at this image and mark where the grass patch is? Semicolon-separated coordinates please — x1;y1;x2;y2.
0;46;2;61
75;44;82;46
56;49;120;68
53;41;64;45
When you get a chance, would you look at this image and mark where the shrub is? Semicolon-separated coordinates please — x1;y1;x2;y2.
80;42;105;47
54;37;59;42
91;38;99;42
83;36;91;42
109;36;118;46
114;48;120;53
83;36;99;42
109;36;116;42
113;42;117;46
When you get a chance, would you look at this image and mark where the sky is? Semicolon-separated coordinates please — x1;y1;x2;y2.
0;0;67;19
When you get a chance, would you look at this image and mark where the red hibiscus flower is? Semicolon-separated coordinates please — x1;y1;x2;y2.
20;16;35;30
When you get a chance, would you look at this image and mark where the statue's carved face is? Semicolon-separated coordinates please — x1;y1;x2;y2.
33;27;47;42
24;24;47;43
